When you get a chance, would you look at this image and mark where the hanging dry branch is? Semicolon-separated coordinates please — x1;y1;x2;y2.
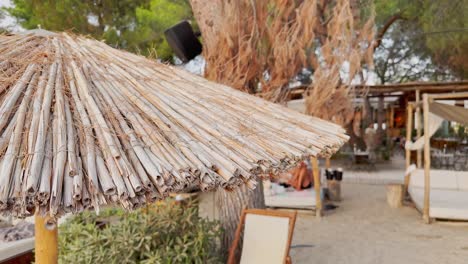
191;0;375;124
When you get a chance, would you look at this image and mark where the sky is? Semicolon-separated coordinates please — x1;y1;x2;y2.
0;0;22;31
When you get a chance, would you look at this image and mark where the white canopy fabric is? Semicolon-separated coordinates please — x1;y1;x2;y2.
405;112;443;151
405;102;468;151
430;102;468;126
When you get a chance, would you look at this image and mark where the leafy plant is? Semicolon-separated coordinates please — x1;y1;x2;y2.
58;199;222;264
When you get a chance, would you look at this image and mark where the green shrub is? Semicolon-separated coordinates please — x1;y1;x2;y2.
58;199;222;264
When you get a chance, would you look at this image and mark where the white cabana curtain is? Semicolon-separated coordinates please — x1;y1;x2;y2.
405;102;468;151
405;112;444;151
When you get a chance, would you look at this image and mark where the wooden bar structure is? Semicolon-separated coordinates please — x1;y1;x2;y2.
288;82;468;147
405;91;468;223
288;81;468;101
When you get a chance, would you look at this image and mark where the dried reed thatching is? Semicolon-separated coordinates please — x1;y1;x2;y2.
0;31;348;220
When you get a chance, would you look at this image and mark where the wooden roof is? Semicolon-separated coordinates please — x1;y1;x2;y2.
289;81;468;100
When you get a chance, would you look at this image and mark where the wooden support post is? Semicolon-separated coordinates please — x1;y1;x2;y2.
325;157;331;169
404;103;413;194
422;94;431;224
416;90;422;168
35;214;58;264
311;157;322;218
389;105;394;129
377;94;384;142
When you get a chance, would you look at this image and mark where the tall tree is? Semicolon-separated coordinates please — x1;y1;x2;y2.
374;21;453;84
5;0;194;60
189;0;374;260
374;0;468;79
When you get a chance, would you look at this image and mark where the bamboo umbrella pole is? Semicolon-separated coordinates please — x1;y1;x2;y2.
311;157;322;218
35;214;58;264
422;94;431;224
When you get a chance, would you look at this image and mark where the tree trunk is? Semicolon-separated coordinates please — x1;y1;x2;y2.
215;183;265;260
188;0;266;260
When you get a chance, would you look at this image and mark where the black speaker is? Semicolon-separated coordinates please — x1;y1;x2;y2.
325;169;334;180
164;20;202;62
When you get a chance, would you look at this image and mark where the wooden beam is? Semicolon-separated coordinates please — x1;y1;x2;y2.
422;94;431;224
287;81;468;100
428;92;468;100
311;157;322;218
377;95;384;141
404;103;413;194
35;214;58;264
389;105;394;129
416;90;422;168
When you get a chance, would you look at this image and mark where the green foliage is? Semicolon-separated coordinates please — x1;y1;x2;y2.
58;200;222;264
133;0;195;61
5;0;194;61
374;0;468;79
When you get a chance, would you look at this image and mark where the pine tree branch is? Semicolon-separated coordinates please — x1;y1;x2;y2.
374;13;405;50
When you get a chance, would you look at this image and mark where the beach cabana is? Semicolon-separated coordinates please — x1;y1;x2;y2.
0;30;347;262
404;92;468;223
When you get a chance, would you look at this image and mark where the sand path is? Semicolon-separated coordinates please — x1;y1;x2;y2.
291;182;468;264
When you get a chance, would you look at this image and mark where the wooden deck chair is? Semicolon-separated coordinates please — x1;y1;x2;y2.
227;209;297;264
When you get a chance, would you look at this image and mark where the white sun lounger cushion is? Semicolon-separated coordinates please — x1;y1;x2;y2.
409;169;468;220
240;214;290;264
409;169;463;190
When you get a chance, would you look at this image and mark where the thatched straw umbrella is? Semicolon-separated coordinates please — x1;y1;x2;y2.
0;30;347;217
1;30;347;262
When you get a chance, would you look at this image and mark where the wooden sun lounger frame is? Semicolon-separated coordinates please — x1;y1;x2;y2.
227;209;297;264
404;91;468;223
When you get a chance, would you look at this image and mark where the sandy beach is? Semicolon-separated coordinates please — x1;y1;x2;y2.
291;182;468;264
